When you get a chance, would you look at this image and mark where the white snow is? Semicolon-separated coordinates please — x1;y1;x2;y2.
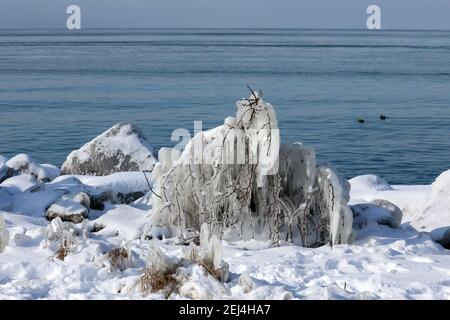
54;172;151;195
349;174;393;191
92;205;150;240
0;167;450;299
1;174;42;192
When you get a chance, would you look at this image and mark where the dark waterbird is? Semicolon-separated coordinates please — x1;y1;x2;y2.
380;114;387;120
357;119;365;123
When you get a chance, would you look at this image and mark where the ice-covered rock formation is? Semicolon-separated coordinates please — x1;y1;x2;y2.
61;122;157;176
148;93;353;247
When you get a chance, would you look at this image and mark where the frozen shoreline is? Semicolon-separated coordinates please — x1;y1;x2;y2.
1;155;450;299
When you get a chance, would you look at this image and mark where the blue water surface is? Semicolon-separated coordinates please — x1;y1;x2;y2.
0;28;449;184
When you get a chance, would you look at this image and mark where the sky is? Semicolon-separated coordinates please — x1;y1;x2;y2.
0;0;450;30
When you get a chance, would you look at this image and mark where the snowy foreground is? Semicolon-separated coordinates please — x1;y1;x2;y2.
1;168;450;300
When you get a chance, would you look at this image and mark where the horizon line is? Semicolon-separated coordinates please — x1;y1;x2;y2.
1;27;450;32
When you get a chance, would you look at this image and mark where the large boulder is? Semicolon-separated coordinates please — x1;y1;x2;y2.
61;123;157;176
2;154;60;183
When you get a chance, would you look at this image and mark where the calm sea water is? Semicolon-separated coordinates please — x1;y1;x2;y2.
0;29;449;184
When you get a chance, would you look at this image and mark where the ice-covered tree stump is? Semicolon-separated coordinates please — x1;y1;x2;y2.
148;92;353;247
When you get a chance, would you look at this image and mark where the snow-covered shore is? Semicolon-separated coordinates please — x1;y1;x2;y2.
1;154;450;299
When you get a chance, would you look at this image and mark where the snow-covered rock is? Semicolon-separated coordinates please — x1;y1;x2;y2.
60;171;151;204
45;192;90;223
351;201;402;229
349;174;393;191
0;215;9;252
61;123;157;176
2;154;60;183
0;174;43;193
40;164;61;181
369;199;403;227
48;176;115;210
48;174;147;211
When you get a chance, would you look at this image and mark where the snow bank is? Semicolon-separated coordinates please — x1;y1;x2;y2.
93;205;150;240
349;175;430;232
61;123;157;176
73;172;151;195
1;162;450;299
